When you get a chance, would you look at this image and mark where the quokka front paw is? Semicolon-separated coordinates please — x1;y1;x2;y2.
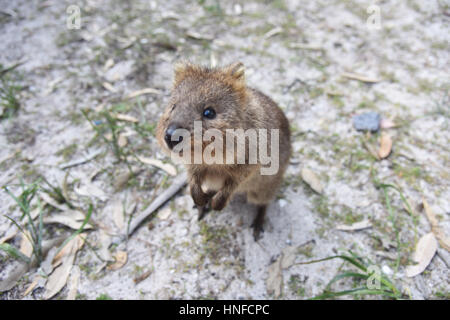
211;191;229;211
190;184;209;207
251;205;267;241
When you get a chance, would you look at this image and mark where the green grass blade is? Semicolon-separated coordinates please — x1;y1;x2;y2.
295;254;367;272
0;243;31;264
37;196;43;259
311;287;400;300
5;215;41;263
54;204;93;257
297;250;402;299
4;186;30;220
325;272;368;291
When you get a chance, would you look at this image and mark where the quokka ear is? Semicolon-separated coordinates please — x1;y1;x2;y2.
224;62;245;81
173;60;193;86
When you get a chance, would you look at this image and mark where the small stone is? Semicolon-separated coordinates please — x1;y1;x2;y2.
382;265;393;276
234;4;242;15
158;207;172;220
353;112;381;132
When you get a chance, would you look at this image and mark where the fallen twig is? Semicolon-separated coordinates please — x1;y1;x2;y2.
59;149;103;170
127;172;187;237
289;43;323;51
342;72;380;83
0;60;26;76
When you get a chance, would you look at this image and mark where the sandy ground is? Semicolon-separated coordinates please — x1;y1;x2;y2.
0;0;449;300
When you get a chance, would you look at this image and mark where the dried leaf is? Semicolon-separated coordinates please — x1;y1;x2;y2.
423;198;450;251
423;198;438;226
301;168;324;194
118;134;128;147
0;227;18;244
75;183;108;201
281;246;297;269
23;276;46;297
342;72;380;83
0;263;28;292
266;256;282;298
67;266;80;300
19;230;33;259
378;132;393;159
23;276;40;297
45;234;85;299
264;26;283;39
95;262;108;274
44;260;73;299
52;234;85;267
98;229;114;262
103;58;114;71
137;156;177;176
104;60;134;82
362;139;380;160
40;192;68;211
125;88;162;99
119;37;136;49
107;251;128;271
115;113;139;123
0;238;65;292
186;31;213;41
43;210;94;230
114;171;133;192
104;133;113;141
40;246;59;275
102;82;117;92
406;233;437;277
112;199;125;230
336;220;372;231
162;12;180;20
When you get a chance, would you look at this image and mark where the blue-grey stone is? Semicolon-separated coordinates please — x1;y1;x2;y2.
353;112;380;132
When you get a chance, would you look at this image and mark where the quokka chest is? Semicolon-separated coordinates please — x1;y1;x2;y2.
200;174;225;193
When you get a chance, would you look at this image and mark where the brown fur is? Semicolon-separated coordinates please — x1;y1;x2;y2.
156;62;291;240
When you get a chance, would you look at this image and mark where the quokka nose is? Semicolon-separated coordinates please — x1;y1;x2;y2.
164;124;183;150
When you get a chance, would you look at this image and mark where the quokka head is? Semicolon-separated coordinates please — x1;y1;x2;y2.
156;61;248;155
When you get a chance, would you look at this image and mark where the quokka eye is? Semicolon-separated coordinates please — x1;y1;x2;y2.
202;107;216;119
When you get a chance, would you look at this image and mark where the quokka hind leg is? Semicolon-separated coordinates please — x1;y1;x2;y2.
197;191;216;221
251;205;267;241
